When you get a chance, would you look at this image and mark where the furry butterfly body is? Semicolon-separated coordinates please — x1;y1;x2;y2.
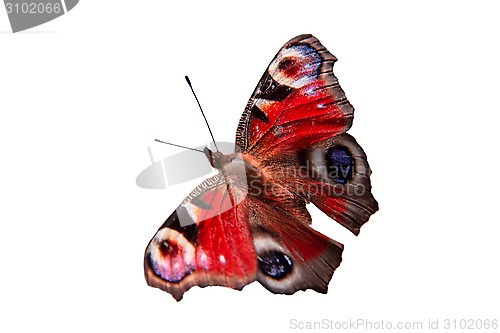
144;35;378;301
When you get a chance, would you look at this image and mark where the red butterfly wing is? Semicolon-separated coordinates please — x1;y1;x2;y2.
236;34;353;157
144;173;257;301
293;133;378;235
243;177;344;295
236;34;378;235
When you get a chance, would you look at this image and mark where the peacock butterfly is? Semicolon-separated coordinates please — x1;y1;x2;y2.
144;34;378;301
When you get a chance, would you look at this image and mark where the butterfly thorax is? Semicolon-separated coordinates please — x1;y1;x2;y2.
204;147;268;190
203;147;240;170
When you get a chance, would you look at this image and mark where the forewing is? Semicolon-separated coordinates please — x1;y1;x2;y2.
235;34;353;158
144;174;257;301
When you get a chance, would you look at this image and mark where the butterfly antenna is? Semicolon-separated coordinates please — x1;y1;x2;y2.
185;76;219;152
154;139;205;153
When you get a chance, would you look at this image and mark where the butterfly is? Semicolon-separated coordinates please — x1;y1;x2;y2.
144;34;378;301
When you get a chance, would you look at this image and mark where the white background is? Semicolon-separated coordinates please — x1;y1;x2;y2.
1;1;499;332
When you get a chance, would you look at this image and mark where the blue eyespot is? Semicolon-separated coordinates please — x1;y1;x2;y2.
326;146;353;184
258;251;293;279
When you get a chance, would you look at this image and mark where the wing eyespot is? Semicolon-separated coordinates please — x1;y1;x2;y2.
326;146;354;184
277;57;300;78
159;240;177;256
278;57;296;70
258;250;293;279
146;227;196;283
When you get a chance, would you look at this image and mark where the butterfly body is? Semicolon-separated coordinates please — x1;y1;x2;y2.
144;35;378;301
